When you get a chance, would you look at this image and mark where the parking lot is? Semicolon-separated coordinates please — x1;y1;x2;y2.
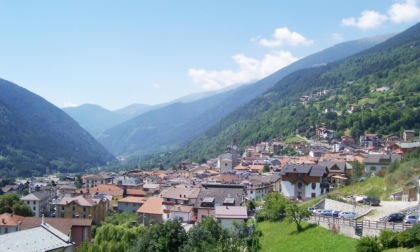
364;200;419;221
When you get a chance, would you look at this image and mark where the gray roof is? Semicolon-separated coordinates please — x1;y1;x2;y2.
0;223;73;251
396;142;420;149
21;191;50;201
363;154;402;164
195;184;245;208
279;164;327;177
317;161;347;173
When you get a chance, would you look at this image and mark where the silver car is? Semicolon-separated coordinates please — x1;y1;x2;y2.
404;214;420;224
338;211;357;219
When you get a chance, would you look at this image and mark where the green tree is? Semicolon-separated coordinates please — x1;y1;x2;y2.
262;165;270;173
285;202;312;232
351;161;365;184
263;193;289;221
0;193;33;216
181;216;237;252
129;219;187;252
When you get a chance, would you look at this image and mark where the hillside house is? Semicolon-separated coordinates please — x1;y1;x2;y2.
194;184;245;221
83;173;113;188
279;164;329;200
403;130;416;142
363;154;402;174
215;206;248;231
360;134;380;147
392;142;420;156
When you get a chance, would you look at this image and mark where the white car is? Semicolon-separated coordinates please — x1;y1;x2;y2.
339;211;357;219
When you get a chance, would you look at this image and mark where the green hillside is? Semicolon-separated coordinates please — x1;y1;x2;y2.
137;22;420;168
0;79;115;178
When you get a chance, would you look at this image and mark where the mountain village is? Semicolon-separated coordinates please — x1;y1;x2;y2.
1;128;419;250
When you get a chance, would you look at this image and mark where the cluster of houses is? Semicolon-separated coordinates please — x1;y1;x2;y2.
0;130;418;250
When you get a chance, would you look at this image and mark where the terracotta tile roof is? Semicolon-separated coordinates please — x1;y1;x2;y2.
161;187;200;200
118;196;147;204
137;197;163;215
56;195;102;207
215;206;248;219
80;184;123;197
20;217;92;234
0;213;25;226
170;205;194;213
126;189;147;196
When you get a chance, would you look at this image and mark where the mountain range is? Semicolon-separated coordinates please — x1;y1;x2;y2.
69;34;394;157
0;79;115;177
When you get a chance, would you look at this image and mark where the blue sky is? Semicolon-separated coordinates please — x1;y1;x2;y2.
0;1;419;110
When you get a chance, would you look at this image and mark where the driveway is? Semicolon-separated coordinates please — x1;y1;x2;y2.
364;200;419;221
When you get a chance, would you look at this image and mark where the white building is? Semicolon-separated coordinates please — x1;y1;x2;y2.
20;192;50;217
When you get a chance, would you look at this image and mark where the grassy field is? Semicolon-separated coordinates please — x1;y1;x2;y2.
329;176;396;200
257;220;357;252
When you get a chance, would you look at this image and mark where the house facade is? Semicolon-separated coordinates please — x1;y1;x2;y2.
363;154;402;174
279;164;328;200
55;195;108;225
20;192;50;217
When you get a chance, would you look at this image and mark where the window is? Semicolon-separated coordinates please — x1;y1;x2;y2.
298;182;302;189
72;206;75;211
83;207;86;212
27;201;30;204
61;206;64;211
311;183;316;190
33;206;36;211
33;201;36;204
371;166;377;171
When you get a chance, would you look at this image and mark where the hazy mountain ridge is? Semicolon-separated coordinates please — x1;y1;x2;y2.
97;34;393;157
161;22;420;163
0;79;115;177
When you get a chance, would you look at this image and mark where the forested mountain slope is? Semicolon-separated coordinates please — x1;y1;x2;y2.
0;79;115;177
141;22;420;167
99;35;392;157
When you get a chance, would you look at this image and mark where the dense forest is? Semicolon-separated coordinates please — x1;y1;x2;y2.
133;22;420;170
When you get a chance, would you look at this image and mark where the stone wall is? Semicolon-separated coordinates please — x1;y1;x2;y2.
324;199;371;217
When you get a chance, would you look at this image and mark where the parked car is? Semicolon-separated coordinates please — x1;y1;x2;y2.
314;209;324;216
320;210;333;216
404;214;420;224
387;213;405;222
332;210;341;218
363;197;380;206
308;207;319;212
339;211;357;219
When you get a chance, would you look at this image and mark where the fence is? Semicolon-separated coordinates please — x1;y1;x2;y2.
310;215;413;233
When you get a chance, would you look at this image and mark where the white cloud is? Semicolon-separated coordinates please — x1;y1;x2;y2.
259;27;313;47
188;51;299;91
388;0;420;23
152;83;161;88
342;10;388;30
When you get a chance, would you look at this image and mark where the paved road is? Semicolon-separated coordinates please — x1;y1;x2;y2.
364;200;419;221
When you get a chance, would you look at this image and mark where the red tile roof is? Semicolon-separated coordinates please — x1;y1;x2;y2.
0;213;25;226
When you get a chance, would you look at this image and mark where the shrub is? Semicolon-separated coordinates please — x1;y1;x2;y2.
397;224;420;248
379;229;398;249
356;236;382;252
